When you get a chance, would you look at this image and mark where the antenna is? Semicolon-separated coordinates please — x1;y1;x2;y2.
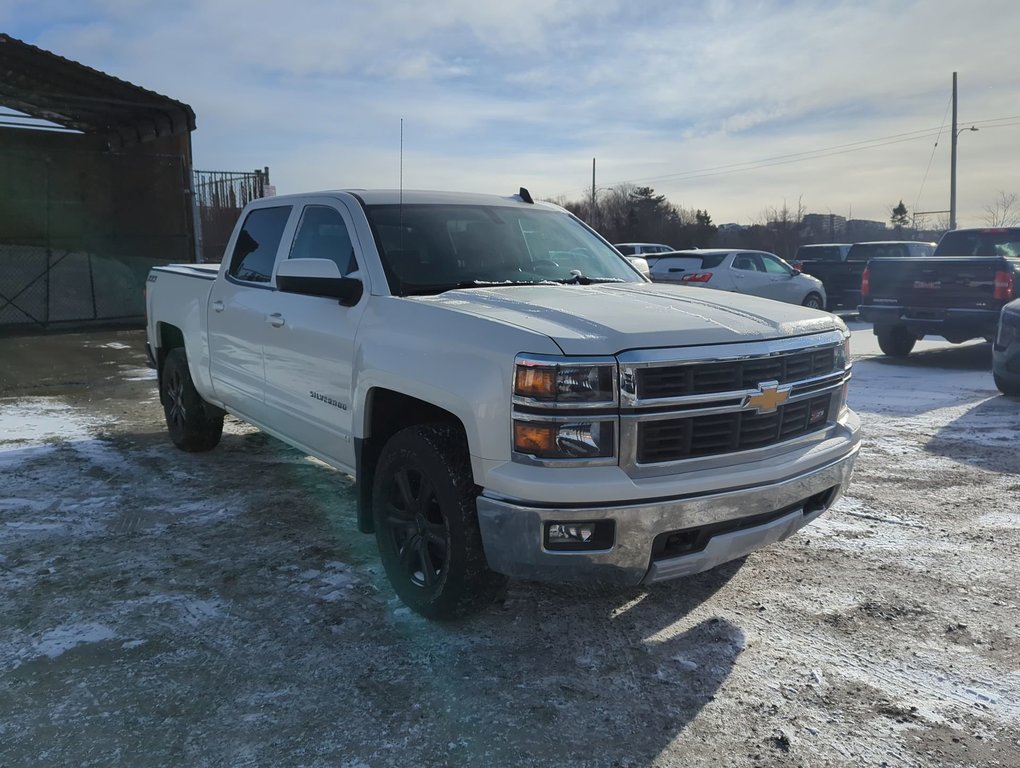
399;118;404;249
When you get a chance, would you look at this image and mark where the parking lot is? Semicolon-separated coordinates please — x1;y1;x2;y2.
1;323;1018;767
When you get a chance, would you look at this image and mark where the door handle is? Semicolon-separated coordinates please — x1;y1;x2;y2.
211;300;225;312
266;313;285;328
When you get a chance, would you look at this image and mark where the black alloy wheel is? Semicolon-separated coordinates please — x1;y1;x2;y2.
372;423;507;619
160;348;224;452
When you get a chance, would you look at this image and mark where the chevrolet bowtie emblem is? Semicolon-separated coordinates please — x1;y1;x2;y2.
745;381;792;413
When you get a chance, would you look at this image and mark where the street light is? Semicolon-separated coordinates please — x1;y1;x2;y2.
949;71;980;230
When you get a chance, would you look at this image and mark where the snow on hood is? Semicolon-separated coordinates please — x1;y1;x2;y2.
412;283;840;355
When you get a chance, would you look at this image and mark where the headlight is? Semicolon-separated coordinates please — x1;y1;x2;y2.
834;334;852;370
513;419;616;460
513;357;617;406
832;322;852;370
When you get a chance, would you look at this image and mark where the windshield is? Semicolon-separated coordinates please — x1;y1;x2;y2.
364;203;643;295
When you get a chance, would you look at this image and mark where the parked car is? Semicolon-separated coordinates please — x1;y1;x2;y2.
797;240;936;310
859;227;1020;357
993;298;1020;395
614;242;674;256
626;255;651;277
648;249;827;309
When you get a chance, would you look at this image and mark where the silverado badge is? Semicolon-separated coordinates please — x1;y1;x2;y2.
745;381;792;414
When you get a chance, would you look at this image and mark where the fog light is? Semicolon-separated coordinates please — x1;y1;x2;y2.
549;523;594;543
544;520;615;551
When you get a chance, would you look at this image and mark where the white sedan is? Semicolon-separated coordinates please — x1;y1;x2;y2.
647;249;827;309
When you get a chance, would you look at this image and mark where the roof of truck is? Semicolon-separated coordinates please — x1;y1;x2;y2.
256;189;553;209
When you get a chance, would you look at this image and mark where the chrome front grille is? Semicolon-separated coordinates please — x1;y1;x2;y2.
636;394;832;463
637;348;835;398
618;332;850;476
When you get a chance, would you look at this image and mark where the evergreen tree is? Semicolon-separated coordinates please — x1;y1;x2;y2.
890;200;910;228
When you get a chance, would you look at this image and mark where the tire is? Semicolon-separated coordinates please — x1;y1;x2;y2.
802;292;824;310
876;325;917;357
994;372;1020;397
161;348;224;452
372;423;507;620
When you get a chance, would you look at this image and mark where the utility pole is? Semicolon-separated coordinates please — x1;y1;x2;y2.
950;72;958;230
591;158;596;226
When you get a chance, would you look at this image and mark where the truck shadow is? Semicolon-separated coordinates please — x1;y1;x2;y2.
378;563;748;767
851;343;996;417
868;340;992;371
925;394;1020;474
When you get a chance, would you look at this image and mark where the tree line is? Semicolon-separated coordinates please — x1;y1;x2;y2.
552;185;1020;261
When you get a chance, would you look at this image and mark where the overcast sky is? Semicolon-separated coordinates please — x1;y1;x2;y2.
4;0;1018;227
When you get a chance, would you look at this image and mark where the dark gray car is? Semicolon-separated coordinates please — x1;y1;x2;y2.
993;298;1020;396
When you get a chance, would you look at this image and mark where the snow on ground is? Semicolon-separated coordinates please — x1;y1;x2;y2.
0;329;1018;768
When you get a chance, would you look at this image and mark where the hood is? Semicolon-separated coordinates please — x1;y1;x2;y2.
411;283;840;355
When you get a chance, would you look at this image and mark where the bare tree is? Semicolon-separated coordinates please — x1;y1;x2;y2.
758;196;806;260
983;191;1020;227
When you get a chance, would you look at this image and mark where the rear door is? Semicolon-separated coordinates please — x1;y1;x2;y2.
207;204;295;417
730;252;774;297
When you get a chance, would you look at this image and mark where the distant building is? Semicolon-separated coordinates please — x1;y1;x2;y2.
846;219;888;242
801;214;847;241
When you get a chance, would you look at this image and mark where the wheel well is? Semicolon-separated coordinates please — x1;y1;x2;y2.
355;388;464;534
155;323;185;403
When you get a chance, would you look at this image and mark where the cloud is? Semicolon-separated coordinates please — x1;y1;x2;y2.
5;0;1019;225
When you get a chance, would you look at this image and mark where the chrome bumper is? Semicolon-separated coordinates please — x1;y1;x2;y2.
476;445;859;586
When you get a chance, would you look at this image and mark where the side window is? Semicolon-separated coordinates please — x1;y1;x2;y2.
288;205;359;276
733;253;762;271
762;254;791;275
229;206;292;283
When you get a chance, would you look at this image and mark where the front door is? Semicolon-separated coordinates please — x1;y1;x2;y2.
260;201;367;472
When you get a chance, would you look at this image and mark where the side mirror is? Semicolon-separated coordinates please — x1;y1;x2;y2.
276;258;363;306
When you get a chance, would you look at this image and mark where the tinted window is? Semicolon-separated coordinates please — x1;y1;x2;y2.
615;245;637;255
733;253;763;271
696;253;727;269
934;229;1020;257
847;243;906;261
796;245;845;262
366;204;641;294
229;206;292;283
289;206;358;276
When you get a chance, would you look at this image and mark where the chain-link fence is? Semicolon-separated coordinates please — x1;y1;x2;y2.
0;147;193;329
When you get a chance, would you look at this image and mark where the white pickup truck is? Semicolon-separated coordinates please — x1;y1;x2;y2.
145;188;861;619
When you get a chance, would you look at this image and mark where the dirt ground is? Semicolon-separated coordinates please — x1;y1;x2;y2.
1;324;1018;768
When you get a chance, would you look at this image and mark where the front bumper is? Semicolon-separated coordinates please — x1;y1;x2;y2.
476;440;859;586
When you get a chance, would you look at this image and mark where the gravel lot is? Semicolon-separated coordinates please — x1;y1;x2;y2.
1;323;1018;767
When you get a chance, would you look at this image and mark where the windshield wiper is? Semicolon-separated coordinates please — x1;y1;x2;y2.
401;280;545;297
553;271;626;286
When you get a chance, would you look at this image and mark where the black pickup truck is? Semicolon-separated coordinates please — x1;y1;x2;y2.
796;241;934;310
859;227;1020;356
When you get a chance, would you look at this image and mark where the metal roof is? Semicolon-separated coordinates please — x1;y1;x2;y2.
0;33;195;149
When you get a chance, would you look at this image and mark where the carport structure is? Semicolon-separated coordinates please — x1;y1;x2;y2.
0;33;198;328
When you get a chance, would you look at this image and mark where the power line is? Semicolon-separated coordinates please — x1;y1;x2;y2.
557;116;1020;198
915;91;954;218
